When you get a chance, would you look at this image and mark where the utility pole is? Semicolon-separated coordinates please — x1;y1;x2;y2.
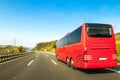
14;38;16;46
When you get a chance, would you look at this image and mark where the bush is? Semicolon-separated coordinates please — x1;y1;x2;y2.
11;47;19;53
116;40;120;57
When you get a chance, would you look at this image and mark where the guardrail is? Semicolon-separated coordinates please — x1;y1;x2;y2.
0;52;31;63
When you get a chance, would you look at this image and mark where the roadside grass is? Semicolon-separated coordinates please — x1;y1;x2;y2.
116;40;120;64
116;40;120;57
0;49;9;54
0;47;19;55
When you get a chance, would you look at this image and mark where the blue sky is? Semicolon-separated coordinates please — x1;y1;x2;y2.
0;0;120;47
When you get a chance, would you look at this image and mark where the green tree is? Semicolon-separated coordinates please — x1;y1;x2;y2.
18;46;25;52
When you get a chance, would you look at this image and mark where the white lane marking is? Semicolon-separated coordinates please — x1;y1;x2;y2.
106;68;120;73
50;53;55;56
46;54;48;57
118;71;120;73
45;52;55;56
36;55;38;57
27;60;34;66
36;55;39;58
36;53;40;58
13;77;16;80
51;59;57;65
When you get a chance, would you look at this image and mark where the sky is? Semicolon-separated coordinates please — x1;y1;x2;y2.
0;0;120;47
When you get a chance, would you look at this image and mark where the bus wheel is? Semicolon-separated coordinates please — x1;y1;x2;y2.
56;55;60;61
66;58;70;67
70;59;76;69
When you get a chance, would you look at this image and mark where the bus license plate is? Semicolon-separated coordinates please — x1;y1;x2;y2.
99;58;107;60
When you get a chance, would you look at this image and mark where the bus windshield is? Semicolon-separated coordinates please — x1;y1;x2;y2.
87;25;112;37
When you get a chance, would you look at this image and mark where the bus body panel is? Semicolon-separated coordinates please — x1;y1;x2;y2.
56;23;117;69
84;24;117;68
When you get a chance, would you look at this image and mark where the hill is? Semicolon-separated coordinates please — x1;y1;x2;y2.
115;32;120;40
0;45;26;54
34;40;57;52
34;33;120;54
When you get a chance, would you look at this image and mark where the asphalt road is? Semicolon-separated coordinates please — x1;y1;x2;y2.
0;52;120;80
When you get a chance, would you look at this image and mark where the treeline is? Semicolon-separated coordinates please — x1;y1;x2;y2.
0;45;25;54
34;32;120;53
34;40;57;52
115;32;120;40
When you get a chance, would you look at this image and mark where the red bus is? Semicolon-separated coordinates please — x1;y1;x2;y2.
55;23;117;69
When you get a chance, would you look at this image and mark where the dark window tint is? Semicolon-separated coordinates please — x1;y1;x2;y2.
87;25;112;37
67;27;82;45
57;27;82;48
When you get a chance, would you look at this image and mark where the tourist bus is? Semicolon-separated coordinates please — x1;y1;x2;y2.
55;23;117;69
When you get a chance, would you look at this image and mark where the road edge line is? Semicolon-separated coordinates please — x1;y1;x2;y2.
106;68;120;73
51;59;57;65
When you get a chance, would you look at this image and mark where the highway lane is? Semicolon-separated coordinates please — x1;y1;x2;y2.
0;52;120;80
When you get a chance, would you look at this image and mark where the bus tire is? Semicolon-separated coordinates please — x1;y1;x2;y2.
70;59;76;69
66;58;70;67
56;55;60;61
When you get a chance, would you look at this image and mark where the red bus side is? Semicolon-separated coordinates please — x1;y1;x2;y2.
56;24;86;68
